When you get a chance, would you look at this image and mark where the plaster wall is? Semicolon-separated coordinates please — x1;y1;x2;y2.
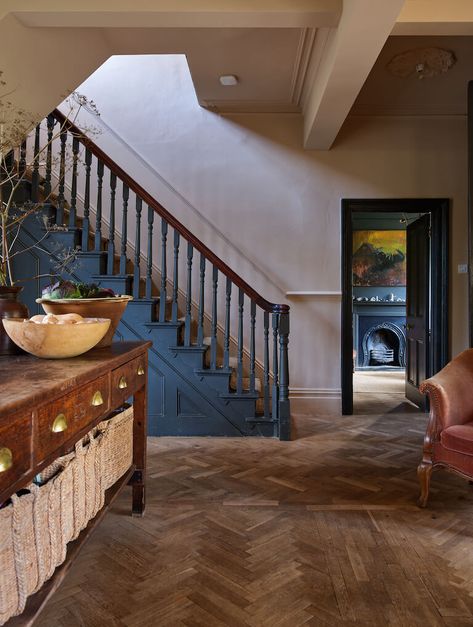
74;55;468;412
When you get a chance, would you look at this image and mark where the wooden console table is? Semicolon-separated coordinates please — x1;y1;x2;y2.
0;340;151;626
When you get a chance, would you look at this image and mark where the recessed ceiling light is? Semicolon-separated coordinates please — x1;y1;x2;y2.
219;75;239;86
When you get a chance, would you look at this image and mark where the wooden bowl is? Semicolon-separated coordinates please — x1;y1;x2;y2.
2;318;111;359
36;296;132;347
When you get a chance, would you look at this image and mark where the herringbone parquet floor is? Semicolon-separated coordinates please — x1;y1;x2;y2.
36;395;473;627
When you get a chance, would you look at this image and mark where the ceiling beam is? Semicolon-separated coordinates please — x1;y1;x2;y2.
393;0;473;35
9;0;342;28
302;0;405;150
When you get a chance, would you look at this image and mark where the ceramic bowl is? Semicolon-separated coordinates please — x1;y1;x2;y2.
2;318;111;359
36;295;132;347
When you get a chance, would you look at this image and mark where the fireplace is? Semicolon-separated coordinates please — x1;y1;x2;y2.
353;304;406;370
361;322;406;367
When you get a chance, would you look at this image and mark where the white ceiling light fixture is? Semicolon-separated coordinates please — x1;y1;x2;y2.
386;47;456;80
219;75;239;86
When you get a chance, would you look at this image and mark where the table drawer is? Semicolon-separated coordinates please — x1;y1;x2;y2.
0;412;32;497
111;355;146;407
36;375;110;462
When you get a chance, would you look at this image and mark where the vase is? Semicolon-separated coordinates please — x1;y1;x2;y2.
0;286;29;355
36;295;133;347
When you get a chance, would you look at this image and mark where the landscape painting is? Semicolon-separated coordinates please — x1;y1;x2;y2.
353;230;406;286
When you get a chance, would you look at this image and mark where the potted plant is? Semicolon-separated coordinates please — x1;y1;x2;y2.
37;280;133;347
0;77;99;354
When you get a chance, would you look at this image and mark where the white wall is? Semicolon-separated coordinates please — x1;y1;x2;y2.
75;55;469;412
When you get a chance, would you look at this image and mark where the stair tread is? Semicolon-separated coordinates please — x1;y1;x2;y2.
170;344;209;352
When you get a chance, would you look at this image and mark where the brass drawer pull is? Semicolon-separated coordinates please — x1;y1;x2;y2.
51;413;68;433
91;390;104;406
0;447;13;472
118;376;128;389
137;365;145;376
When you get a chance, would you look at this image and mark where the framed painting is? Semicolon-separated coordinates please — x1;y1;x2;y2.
352;230;406;286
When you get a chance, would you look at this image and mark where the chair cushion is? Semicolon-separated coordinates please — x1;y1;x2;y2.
441;422;473;456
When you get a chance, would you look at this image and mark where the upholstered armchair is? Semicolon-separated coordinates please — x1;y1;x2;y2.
418;348;473;507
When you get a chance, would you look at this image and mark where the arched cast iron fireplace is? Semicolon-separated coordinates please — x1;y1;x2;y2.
361;322;406;368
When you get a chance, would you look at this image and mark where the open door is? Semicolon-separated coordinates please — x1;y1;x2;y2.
405;214;430;409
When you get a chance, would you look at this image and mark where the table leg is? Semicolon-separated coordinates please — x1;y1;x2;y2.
131;382;147;516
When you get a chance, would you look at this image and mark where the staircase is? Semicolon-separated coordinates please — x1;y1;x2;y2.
12;110;291;439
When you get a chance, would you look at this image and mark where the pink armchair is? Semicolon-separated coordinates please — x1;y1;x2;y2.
418;348;473;507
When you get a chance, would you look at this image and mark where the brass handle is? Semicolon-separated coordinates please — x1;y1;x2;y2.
137;365;145;376
0;447;13;472
118;376;128;389
91;390;104;406
51;413;68;433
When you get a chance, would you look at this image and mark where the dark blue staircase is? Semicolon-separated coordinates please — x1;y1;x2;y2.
12;110;291;439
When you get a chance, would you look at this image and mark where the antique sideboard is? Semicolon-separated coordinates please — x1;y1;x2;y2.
0;340;151;625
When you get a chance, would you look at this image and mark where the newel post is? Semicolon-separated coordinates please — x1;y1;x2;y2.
278;310;290;441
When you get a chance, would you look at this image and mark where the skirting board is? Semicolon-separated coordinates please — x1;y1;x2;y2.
290;388;341;415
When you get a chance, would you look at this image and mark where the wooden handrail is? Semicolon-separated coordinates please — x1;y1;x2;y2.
52;110;289;314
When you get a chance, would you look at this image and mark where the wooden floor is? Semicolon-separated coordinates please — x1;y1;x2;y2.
36;397;473;627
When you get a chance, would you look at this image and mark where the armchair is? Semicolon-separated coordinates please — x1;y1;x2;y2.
418;348;473;507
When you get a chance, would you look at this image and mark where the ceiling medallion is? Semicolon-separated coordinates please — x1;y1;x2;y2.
386;47;456;80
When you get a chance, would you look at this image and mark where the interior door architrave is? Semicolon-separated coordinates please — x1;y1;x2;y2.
341;199;449;415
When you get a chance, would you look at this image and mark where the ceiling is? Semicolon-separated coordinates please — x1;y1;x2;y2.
351;35;473;116
2;0;473;149
101;27;315;113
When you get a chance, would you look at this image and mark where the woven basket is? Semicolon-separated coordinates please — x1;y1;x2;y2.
83;433;104;524
97;406;134;491
34;453;75;567
0;488;40;624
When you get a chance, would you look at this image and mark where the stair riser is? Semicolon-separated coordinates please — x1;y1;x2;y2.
194;372;231;393
93;274;133;295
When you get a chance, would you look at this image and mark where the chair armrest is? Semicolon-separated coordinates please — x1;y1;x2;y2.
418;382;443;457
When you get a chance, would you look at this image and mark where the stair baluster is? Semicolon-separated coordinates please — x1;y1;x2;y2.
237;289;244;394
31;125;40;203
278;312;290;440
210;266;218;368
44;114;55;202
249;300;256;394
271;313;279;421
145;205;153;299
56;126;66;225
107;172;117;274
224;278;231;370
19;139;27;179
263;311;270;418
133;197;142;299
159;219;168;322
184;242;193;346
197;254;205;346
81;147;92;251
119;183;129;274
172;231;180;322
94;160;104;251
69;137;79;229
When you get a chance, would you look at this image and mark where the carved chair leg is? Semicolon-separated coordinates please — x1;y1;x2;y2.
417;462;433;508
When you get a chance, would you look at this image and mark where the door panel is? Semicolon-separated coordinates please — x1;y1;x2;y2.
405;214;430;409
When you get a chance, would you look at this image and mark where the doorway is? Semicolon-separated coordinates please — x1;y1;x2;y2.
341;199;449;415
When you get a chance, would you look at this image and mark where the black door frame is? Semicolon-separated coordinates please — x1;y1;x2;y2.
341;198;449;415
468;81;473;348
